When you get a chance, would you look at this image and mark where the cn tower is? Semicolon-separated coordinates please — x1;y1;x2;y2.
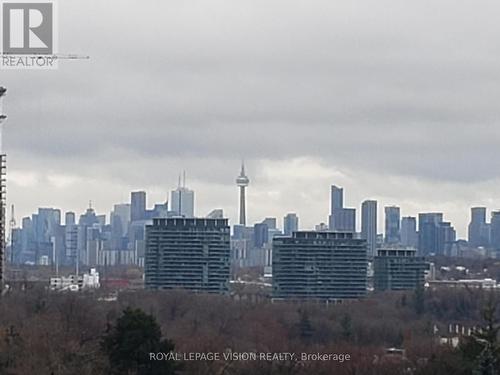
236;162;250;226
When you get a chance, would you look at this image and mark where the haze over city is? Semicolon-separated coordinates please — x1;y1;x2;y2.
4;1;500;374
3;0;500;236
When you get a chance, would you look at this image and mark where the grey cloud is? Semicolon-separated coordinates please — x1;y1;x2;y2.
3;0;500;234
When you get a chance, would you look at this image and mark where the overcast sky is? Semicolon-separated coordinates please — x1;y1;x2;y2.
3;0;500;238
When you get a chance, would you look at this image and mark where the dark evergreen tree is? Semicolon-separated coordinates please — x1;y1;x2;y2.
0;325;23;372
340;314;353;341
471;297;500;375
413;285;425;316
101;307;177;375
297;309;314;341
394;330;404;347
401;294;407;308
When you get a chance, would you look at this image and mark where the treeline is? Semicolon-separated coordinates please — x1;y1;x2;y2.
0;286;498;374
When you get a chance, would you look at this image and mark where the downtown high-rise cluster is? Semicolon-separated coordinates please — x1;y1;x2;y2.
9;181;199;269
6;159;500;301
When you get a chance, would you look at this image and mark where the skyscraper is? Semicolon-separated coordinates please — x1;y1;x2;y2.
361;200;377;257
130;191;146;221
262;217;277;229
401;216;418;249
328;185;355;232
418;213;443;256
19;217;34;264
468;207;490;248
283;213;299;236
385;206;401;244
206;209;224;219
236;162;250;225
438;221;456;256
491;211;500;250
35;208;61;244
111;204;131;235
253;222;269;249
110;203;131;250
65;222;78;266
330;185;344;212
145;218;230;293
170;173;195;218
77;206;100;266
171;188;194;218
329;208;356;232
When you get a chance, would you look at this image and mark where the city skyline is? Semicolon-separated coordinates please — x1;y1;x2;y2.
1;2;500;373
3;0;500;238
8;173;500;241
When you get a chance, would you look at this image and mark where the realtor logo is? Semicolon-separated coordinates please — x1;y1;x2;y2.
2;1;53;54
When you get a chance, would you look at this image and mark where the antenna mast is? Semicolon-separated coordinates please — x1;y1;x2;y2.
0;87;7;286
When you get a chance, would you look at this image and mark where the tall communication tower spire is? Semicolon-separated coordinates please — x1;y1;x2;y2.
236;161;250;226
0;86;6;153
0;86;7;286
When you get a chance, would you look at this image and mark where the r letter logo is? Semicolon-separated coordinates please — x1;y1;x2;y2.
2;2;53;54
